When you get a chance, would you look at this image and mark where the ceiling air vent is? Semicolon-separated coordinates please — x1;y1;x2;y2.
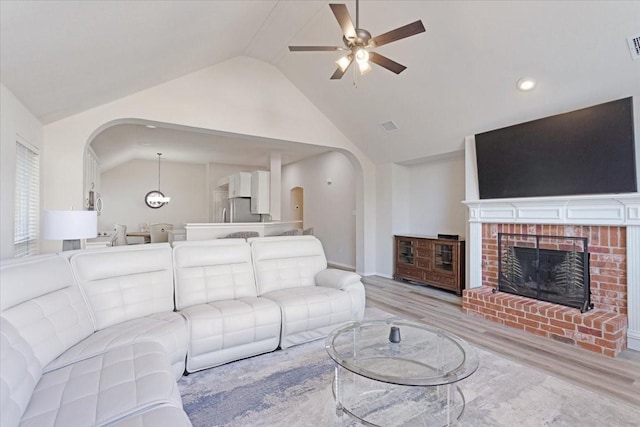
381;120;399;132
628;33;640;60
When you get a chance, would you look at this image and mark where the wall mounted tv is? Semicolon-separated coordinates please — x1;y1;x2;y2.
475;97;637;199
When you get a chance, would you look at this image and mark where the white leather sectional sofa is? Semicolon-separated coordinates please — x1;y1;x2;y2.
1;236;365;427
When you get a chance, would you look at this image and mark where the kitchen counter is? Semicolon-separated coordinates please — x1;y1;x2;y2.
185;221;302;241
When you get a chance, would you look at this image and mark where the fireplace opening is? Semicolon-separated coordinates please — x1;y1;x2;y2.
497;233;592;312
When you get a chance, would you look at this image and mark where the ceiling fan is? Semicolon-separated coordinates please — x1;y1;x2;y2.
288;0;425;79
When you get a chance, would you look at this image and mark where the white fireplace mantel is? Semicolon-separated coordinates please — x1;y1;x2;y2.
464;193;640;226
463;193;640;351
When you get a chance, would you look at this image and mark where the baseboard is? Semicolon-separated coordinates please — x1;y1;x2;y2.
327;261;355;272
628;329;640;351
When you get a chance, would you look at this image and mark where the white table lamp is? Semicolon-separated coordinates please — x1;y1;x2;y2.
43;210;98;251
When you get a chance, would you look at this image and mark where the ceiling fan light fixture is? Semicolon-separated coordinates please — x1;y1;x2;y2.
355;48;371;75
336;54;353;72
357;59;372;75
355;48;369;63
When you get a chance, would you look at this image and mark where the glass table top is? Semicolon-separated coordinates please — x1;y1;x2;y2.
325;319;479;386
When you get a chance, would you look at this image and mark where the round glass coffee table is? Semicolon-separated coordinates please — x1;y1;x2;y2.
325;320;479;426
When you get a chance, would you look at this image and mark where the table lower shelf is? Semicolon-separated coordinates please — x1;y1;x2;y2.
332;366;466;427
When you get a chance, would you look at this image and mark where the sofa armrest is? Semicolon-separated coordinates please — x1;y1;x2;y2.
315;268;361;290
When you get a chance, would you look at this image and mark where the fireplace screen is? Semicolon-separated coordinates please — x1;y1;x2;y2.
497;233;592;312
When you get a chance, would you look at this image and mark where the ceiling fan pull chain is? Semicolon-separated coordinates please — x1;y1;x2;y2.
352;64;359;88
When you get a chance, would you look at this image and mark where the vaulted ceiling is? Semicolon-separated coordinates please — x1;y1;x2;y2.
1;1;639;167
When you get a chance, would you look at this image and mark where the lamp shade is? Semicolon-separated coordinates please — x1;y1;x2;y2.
43;210;98;240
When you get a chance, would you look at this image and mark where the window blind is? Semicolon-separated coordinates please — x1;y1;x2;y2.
14;141;40;257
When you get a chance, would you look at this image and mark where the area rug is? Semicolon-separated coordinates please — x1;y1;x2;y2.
178;308;640;426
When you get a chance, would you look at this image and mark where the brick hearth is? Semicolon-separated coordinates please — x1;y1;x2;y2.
462;223;628;357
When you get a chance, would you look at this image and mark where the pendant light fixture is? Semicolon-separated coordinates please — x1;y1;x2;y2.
144;153;171;208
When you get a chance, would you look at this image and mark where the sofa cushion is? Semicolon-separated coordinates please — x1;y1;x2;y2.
20;341;182;427
181;297;280;372
250;236;328;295
69;244;175;330
173;239;257;310
1;255;72;311
1;318;42;427
261;287;356;349
315;269;362;289
45;312;188;380
0;255;94;368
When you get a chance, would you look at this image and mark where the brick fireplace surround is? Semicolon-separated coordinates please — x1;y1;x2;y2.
463;193;640;357
465;223;627;356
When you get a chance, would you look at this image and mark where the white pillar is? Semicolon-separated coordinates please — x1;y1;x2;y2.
269;152;282;221
468;221;483;288
627;225;640;351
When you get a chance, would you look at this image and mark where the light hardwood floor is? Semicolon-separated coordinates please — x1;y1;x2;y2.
362;275;640;409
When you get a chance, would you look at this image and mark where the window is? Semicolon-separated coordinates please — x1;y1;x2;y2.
14;140;40;257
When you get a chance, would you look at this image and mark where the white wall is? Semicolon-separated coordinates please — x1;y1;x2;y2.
408;152;466;237
375;164;393;277
281;151;356;269
0;83;44;259
375;163;411;277
99;159;207;235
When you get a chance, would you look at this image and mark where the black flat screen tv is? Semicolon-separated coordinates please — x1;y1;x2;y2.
475;97;637;199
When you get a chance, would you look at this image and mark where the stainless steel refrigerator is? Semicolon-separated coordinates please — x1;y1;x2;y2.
222;197;261;223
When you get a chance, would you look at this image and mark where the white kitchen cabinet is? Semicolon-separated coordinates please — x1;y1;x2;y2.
228;172;252;198
251;171;270;214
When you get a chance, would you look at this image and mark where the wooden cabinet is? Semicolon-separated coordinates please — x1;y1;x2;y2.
394;235;465;295
251;171;270;214
229;172;252;198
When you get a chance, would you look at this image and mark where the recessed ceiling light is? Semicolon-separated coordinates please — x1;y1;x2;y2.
517;78;537;91
145;125;157;129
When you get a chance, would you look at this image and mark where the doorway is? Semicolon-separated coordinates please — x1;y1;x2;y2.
290;187;303;226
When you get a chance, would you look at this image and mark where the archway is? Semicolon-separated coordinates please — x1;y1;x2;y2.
83;120;365;271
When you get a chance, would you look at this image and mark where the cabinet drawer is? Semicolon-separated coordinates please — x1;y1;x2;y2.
396;266;423;281
416;259;432;270
415;240;429;249
415;248;432;259
424;272;455;287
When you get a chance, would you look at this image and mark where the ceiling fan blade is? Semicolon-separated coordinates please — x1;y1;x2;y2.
330;67;347;80
369;52;407;74
289;46;345;52
330;60;353;79
370;20;426;47
329;3;356;39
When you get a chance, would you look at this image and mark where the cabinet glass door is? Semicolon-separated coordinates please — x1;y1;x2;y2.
434;243;454;272
398;240;414;265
